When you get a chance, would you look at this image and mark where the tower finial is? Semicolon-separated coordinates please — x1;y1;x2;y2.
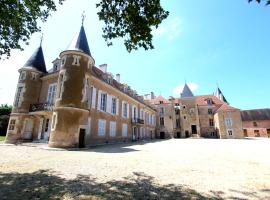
81;11;86;25
40;33;43;46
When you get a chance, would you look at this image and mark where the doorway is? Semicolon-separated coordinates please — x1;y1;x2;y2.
185;130;189;138
191;125;197;134
23;119;33;139
177;132;181;138
79;129;86;148
132;127;137;141
160;132;165;139
267;129;270;138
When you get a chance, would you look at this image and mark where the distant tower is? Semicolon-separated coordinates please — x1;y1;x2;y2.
215;86;228;104
5;44;47;143
181;83;194;98
49;21;95;147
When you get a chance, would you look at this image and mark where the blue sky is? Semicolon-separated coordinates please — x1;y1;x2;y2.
0;0;269;110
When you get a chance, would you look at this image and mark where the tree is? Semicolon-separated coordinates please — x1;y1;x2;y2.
0;104;12;136
248;0;270;5
0;0;168;59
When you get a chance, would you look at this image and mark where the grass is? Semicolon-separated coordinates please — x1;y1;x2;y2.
0;136;5;141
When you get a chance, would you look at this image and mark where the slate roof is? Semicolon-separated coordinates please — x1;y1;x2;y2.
67;25;91;56
23;46;47;73
215;87;228;103
241;109;270;121
181;84;194;98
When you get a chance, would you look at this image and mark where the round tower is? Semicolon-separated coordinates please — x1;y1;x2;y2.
5;46;47;143
49;24;95;148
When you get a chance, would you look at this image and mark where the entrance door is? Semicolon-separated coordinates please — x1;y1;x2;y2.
132;127;137;141
177;132;181;138
267;129;270;138
160;132;165;139
38;118;44;140
191;125;197;134
23;119;33;139
185;131;189;138
79;129;86;148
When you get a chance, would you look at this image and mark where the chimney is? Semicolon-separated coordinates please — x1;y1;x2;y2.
116;74;120;82
99;64;107;73
150;92;155;99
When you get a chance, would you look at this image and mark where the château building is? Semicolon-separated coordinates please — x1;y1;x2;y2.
147;84;244;139
5;24;157;148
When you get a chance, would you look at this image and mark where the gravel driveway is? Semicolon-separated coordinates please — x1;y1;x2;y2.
0;138;270;199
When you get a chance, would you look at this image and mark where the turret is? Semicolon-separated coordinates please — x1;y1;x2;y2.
49;22;95;148
181;83;194;98
215;86;228;104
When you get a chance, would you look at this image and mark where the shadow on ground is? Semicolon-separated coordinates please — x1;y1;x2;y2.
0;170;226;200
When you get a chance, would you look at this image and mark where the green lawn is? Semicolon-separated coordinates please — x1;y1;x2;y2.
0;136;5;141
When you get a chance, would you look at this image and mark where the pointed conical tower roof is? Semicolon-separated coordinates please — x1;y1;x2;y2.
181;83;194;98
215;87;228;104
67;25;91;56
23;46;47;73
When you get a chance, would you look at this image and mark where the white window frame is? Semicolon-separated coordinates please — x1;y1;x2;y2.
227;129;233;137
122;123;128;137
109;121;116;137
98;119;106;136
122;101;129;118
14;84;24;107
100;93;107;112
19;71;26;81
51;112;58;131
111;97;117;115
61;55;67;67
47;83;57;104
57;72;66;100
72;55;81;66
225;118;233;127
8;119;16;131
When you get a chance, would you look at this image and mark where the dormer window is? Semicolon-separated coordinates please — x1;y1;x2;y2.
61;56;67;66
206;98;212;105
72;55;81;66
123;87;127;93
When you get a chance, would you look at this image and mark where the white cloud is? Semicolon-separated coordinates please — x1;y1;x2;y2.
152;17;182;41
173;82;198;96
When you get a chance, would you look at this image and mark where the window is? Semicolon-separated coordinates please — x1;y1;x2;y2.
8;119;16;130
122;124;128;137
61;56;66;66
190;108;195;114
225;118;232;127
19;71;26;80
175;103;179;106
44;119;50;132
175;109;180;115
98;119;106;136
53;64;58;71
183;115;187;120
160;101;163;104
14;86;23;107
72;55;81;66
132;106;137;119
253;121;258;127
110;121;116;137
176;119;180;128
254;130;260;137
206;99;212;105
160;107;164;115
58;74;64;99
85;79;92;108
182;105;186;109
111;97;117;114
31;72;38;80
100;93;107;112
208;109;213;114
160;117;164;126
227;129;233;136
47;83;57;104
51;113;57;130
209;119;214;127
210;132;216;137
122;102;128;118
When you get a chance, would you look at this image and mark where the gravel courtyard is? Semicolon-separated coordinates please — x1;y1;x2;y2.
0;138;270;199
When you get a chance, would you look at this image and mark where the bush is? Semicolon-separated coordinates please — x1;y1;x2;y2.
0;104;12;136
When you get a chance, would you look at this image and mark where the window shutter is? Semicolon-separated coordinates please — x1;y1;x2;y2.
91;87;96;109
122;101;124;117
127;103;129;118
97;90;101;111
106;94;111;113
116;99;119;115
